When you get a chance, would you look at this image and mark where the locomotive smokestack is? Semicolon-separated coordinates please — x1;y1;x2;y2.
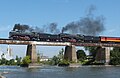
62;29;63;34
62;27;65;33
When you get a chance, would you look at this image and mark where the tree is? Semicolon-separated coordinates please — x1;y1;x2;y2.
37;53;40;63
85;46;98;59
8;59;16;65
76;50;86;62
50;56;60;65
1;53;5;58
0;58;7;65
15;55;19;61
15;55;22;65
22;56;31;65
110;47;120;65
58;48;64;60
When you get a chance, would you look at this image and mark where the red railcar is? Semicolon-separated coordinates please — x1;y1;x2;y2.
101;36;120;43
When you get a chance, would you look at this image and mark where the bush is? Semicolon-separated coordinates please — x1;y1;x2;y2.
58;60;70;66
21;56;31;67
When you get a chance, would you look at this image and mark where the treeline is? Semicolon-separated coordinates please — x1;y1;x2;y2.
1;47;120;66
82;47;120;65
48;47;120;66
0;56;31;66
0;56;22;65
110;47;120;65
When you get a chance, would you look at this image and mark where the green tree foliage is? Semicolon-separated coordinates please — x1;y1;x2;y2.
58;48;64;60
8;59;16;65
22;56;31;65
84;46;100;65
0;58;7;65
37;53;40;63
110;47;120;65
50;56;60;65
58;59;69;66
15;55;22;65
85;46;98;59
0;55;21;66
0;58;16;65
76;50;86;62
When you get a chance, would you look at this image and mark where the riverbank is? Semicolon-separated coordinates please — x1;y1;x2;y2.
28;64;120;68
0;74;6;78
69;63;81;67
0;72;9;78
0;76;6;78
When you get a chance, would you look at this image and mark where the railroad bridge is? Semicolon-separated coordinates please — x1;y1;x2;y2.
0;39;118;64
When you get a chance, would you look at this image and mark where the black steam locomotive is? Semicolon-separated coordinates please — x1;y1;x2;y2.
10;29;120;43
9;30;101;43
9;24;120;43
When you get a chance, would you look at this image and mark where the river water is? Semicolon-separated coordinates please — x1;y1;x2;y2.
1;66;120;78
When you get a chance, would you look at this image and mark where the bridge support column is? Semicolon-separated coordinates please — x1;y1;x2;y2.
64;45;77;62
26;44;37;63
95;47;110;65
104;47;110;65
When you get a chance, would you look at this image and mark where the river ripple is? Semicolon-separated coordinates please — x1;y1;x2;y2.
1;66;120;78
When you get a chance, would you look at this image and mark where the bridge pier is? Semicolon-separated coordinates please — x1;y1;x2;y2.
104;47;110;65
26;44;37;63
95;47;110;65
64;45;77;62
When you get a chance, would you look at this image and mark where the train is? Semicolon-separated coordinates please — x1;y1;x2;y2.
9;30;120;43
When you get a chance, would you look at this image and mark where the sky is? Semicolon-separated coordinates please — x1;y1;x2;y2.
0;0;120;58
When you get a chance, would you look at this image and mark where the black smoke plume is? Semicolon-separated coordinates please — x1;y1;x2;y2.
46;23;60;34
13;24;30;32
12;5;105;35
12;22;60;34
62;5;105;36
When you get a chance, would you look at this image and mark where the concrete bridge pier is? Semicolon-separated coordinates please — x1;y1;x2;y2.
64;45;77;62
95;47;110;65
26;44;37;63
104;47;110;65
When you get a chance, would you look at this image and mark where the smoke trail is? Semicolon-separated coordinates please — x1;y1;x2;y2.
62;5;105;36
12;22;60;34
62;22;79;34
47;23;60;34
79;16;105;35
12;5;105;36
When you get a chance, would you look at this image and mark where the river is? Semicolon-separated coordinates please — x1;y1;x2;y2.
0;66;120;78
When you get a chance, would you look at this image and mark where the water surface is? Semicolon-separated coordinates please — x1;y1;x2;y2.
1;66;120;78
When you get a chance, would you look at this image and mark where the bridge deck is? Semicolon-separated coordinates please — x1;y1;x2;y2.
0;39;120;47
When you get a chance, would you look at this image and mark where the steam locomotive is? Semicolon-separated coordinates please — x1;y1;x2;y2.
9;30;120;43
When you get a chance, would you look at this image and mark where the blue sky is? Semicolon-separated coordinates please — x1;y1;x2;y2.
0;0;120;58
